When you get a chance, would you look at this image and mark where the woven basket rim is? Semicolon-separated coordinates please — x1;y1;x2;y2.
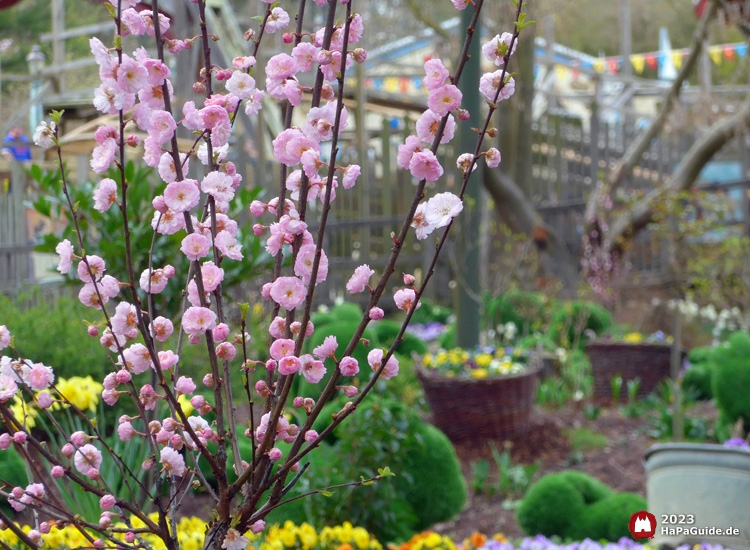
415;361;541;384
585;340;673;350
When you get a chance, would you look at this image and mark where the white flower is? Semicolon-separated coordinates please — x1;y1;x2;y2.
33;121;56;148
424;192;463;228
222;528;250;550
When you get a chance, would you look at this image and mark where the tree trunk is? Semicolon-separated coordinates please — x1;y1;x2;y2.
483;169;581;295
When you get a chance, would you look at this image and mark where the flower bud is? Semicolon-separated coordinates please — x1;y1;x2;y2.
244;28;255;41
255;380;271;398
352;48;367;63
88;325;99;337
39;522;50;534
368;307;384;320
126;135;141;148
321;84;335;101
148;421;162;434
268;447;282;461
457;109;470;121
190;395;206;409
0;433;11;450
152;195;167;213
61;443;75;458
51;465;65;478
99;513;112;528
37;391;53;409
12;431;27;444
282;33;294;44
203;373;214;387
100;495;116;511
192;80;206;94
403;273;416;286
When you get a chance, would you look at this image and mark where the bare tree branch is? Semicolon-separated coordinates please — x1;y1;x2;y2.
608;98;750;254
584;0;720;227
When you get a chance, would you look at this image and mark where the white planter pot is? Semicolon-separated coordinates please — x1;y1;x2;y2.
645;443;750;550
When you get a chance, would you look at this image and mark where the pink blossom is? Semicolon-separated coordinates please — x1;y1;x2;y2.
152;208;185;235
123;343;152;374
0;326;10;351
93;79;134;115
266;7;290;33
74;444;103;474
278;355;301;375
180;233;211;261
266;53;298;81
148;110;177;143
409;150;444;182
313;335;338;360
244;88;266;116
201;171;235;203
423;58;450;91
369;307;385;320
90;138;117;173
225;71;256;99
233;56;256;70
117;55;148;94
397;135;423;169
393;288;417;313
56;239;74;274
165;179;200;213
93;178;118;212
33;120;56;148
77;255;106;283
346;264;374;294
482;32;517;65
151;316;174;342
479;71;515;102
416;111;455;144
24;363;54;391
94;125;118;144
485;147;502;168
342;164;361;189
157;350;179;371
269;317;287;339
294;244;328;286
201;262;224;293
158;152;188;183
292;42;318;72
37;391;53;409
223;528;251;550
160;447;186;477
215;230;243;261
0;375;18;402
300;355;326;384
269;338;295;361
270;277;307;310
216;342;236;360
175;376;196;395
425;192;464;227
51;465;65;478
121;8;147;35
339;356;359;376
213;322;230;342
118;422;135;442
451;0;470;9
139;268;169;294
182;307;217;335
427;84;462;117
456;153;476;175
367;349;400;380
100;495;116;511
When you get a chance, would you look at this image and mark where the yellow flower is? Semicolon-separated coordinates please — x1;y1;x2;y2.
9;395;37;429
475;354;492;368
623;332;643;344
56;376;103;412
471;369;488;379
178;394;195;416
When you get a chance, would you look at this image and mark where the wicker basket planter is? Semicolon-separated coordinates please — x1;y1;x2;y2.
415;363;540;442
586;341;674;399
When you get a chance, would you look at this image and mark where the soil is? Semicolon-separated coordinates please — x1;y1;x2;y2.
430;400;719;542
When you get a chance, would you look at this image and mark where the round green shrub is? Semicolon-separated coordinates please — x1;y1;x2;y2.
371;320;428;359
569;492;648;542
395;423;467;530
517;334;558;354
438;323;456;349
711;332;750;431
409;299;453;325
547;301;613;350
688;346;716;365
486;290;551;336
682;364;713;401
554;471;612;504
516;473;586;537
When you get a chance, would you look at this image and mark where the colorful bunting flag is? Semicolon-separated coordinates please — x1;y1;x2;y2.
723;45;735;61
593;58;606;73
630;54;645;74
645;53;658;70
671;51;683;70
708;46;723;65
554;64;568;81
607;58;620;74
737;44;748;58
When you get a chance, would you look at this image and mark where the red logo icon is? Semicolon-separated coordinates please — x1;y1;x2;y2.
628;510;657;540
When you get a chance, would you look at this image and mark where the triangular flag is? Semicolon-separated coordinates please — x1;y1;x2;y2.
737;44;748;57
607;58;620;74
723;45;735;61
645;53;658;70
708;46;723;65
671;51;683;69
630;54;645;74
593;58;606;73
554;64;567;81
384;77;398;92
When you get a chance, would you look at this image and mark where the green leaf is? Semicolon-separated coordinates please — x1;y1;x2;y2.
320;490;335;497
104;2;116;18
50;109;64;126
251;15;264;22
239;303;250;321
377;466;395;478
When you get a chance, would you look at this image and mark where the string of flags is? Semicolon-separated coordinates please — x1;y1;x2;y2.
580;42;748;75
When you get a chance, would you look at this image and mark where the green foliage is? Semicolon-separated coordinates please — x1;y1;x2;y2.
0;290;110;381
547;301;613;350
517;333;558;353
516;474;586;537
569;493;648;542
437;322;456;349
408;299;453;325
518;471;643;541
564;428;608;455
536;350;593;407
485;290;554;337
394;423;467;530
274;397;465;542
30;162;271;318
0;446;29;512
647;381;709;441
711;332;750;433
683;347;717;402
370;320;428;359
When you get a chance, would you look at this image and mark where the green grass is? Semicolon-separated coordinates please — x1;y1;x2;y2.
564;427;608;453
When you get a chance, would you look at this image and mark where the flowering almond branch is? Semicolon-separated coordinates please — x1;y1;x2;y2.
0;0;529;548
